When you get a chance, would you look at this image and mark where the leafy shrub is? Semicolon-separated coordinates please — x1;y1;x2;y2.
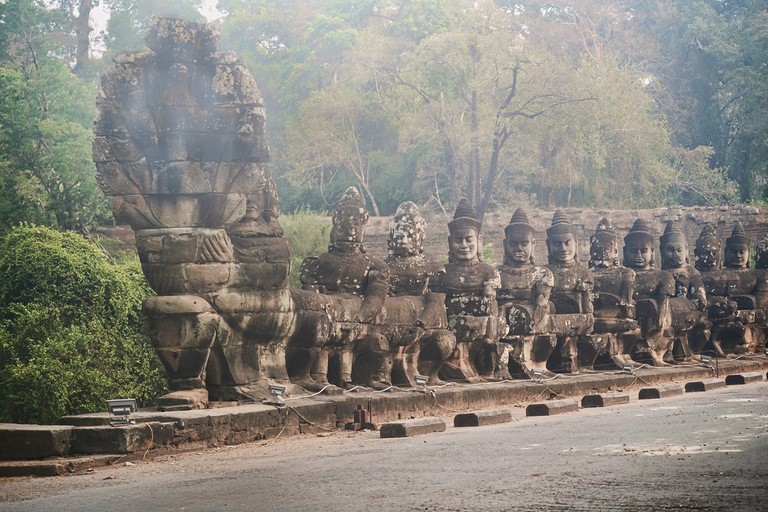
280;210;332;287
0;226;166;424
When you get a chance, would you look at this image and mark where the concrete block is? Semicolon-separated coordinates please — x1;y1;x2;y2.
526;399;579;416
685;378;726;392
0;424;74;460
638;383;683;400
581;392;630;408
454;409;512;427
71;422;174;455
380;417;446;438
725;372;764;385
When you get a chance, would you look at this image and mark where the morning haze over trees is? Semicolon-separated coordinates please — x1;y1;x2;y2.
0;0;765;422
1;0;766;226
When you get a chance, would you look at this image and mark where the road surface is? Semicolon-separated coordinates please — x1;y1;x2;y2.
2;382;767;511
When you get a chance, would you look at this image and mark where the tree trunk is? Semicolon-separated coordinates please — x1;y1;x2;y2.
72;0;93;76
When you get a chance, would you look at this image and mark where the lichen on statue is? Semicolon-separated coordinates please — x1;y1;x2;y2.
588;218;640;368
294;186;390;391
699;222;768;354
622;218;675;366
544;210;595;372
658;221;710;360
382;202;456;386
430;200;505;381
496;208;556;376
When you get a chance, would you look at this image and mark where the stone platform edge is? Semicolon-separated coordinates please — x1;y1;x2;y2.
1;358;766;476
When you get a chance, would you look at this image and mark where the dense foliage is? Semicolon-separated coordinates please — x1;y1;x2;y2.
0;226;166;424
1;0;765;224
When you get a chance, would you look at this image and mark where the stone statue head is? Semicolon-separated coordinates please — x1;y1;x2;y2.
448;199;483;263
694;223;721;271
503;208;536;266
388;201;426;258
755;234;768;270
623;218;656;270
589;217;619;270
546;209;577;265
724;221;751;269
659;221;688;270
330;187;369;248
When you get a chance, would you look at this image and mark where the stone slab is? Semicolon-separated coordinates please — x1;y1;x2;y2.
71;422;174;455
380;417;446;438
454;409;512;427
725;372;764;385
638;383;683;400
685;378;726;392
526;399;579;416
0;455;123;477
581;392;631;408
0;424;74;461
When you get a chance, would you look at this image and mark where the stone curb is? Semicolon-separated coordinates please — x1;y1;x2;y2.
2;359;766;477
638;383;683;400
684;378;726;392
380;417;446;438
725;371;764;385
526;399;579;416
581;392;631;408
454;409;512;427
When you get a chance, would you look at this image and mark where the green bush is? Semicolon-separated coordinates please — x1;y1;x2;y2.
0;226;166;424
280;210;332;287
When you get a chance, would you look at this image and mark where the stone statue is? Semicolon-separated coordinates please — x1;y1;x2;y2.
658;221;710;360
699;222;768;354
430;200;506;381
94;17;296;409
383;202;456;386
295;186;390;390
622;218;675;366
544;210;596;372
588;218;640;367
496;208;557;376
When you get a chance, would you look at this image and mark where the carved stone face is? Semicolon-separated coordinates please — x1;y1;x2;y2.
390;227;420;257
449;228;479;263
624;239;653;270
661;239;687;269
504;231;535;266
547;232;576;264
695;243;720;272
330;212;365;245
590;238;618;267
725;243;750;269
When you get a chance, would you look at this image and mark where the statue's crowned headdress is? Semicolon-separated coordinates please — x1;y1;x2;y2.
660;221;686;246
546;209;574;237
331;186;369;245
448;199;482;233
505;208;535;238
624;218;655;245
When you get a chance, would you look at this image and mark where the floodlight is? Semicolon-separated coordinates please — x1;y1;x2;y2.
623;363;635;374
700;355;713;369
264;384;286;406
106;398;137;427
414;374;429;389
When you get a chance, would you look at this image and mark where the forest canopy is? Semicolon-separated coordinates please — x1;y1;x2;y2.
0;0;766;228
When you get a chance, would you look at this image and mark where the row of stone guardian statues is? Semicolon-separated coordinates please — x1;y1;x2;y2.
290;187;768;392
94;18;767;408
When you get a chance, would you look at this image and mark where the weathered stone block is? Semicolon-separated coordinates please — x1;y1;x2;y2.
685;378;726;392
454;409;512;427
581;392;630;408
638;383;683;399
380;417;446;438
526;399;579;416
0;424;73;460
71;422;174;455
725;372;764;385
